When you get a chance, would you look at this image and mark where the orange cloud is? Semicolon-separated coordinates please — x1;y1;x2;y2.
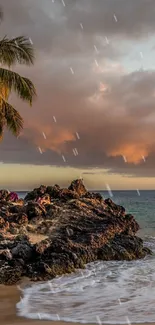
24;121;76;153
108;143;149;164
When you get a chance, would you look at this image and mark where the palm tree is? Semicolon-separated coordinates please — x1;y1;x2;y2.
0;9;36;138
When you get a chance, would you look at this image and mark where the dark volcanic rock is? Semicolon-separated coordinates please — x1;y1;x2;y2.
68;179;87;196
0;179;152;284
25;202;46;220
46;184;60;198
24;185;47;201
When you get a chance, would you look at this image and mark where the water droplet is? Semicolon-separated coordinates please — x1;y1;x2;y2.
106;184;113;197
76;132;80;139
42;132;46;139
62;155;66;162
70;67;74;74
123;155;127;163
61;0;65;6
29;38;33;45
38;147;42;154
95;59;99;67
125;316;131;325
94;45;99;53
105;36;109;44
113;14;118;22
96;316;102;325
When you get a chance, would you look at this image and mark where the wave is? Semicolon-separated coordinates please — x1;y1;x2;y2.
16;237;155;324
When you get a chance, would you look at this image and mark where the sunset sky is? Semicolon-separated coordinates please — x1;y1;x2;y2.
1;0;155;190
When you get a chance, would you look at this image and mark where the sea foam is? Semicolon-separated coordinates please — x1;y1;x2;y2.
17;239;155;324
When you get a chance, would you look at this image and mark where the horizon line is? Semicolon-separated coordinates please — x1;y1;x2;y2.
12;188;155;192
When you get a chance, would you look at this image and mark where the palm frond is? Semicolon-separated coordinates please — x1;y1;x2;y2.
0;68;36;104
0;36;34;66
0;123;3;138
0;82;10;100
1;97;23;136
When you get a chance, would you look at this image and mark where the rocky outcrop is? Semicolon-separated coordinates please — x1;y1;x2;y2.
68;179;87;196
0;179;151;285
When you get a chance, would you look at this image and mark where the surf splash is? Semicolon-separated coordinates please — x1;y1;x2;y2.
17;237;155;324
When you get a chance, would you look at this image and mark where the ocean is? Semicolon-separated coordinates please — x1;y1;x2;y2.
17;190;155;324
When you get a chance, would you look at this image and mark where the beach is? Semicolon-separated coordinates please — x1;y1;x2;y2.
0;189;155;325
0;284;91;325
0;284;150;325
1;284;155;325
0;284;74;325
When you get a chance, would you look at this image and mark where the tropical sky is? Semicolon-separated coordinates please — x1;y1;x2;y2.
1;0;155;191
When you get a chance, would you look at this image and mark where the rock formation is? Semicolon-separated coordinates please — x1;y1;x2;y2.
0;179;151;285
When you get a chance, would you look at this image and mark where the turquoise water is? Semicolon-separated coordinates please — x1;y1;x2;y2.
17;191;27;199
101;190;155;237
17;190;155;324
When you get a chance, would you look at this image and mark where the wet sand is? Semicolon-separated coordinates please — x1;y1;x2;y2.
0;284;86;325
0;284;154;325
0;283;50;325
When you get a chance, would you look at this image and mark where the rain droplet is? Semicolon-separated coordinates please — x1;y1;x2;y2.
38;147;42;154
73;148;78;156
62;155;66;162
61;0;65;6
94;45;99;53
76;132;80;139
125;316;131;325
96;316;102;325
73;149;77;156
70;67;74;74
29;38;33;45
42;132;46;139
123;155;127;163
113;14;118;22
95;59;99;67
105;36;109;44
106;184;113;197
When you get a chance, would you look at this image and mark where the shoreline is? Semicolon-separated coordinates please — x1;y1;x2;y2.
0;284;155;325
0;182;153;325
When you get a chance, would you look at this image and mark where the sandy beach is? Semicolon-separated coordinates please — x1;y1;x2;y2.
0;283;154;325
0;283;74;325
0;283;89;325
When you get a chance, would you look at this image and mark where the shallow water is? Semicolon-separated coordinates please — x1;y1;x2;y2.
17;190;155;324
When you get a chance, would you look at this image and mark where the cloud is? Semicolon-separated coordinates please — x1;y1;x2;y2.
2;0;155;58
65;0;155;39
1;67;155;179
1;0;155;179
